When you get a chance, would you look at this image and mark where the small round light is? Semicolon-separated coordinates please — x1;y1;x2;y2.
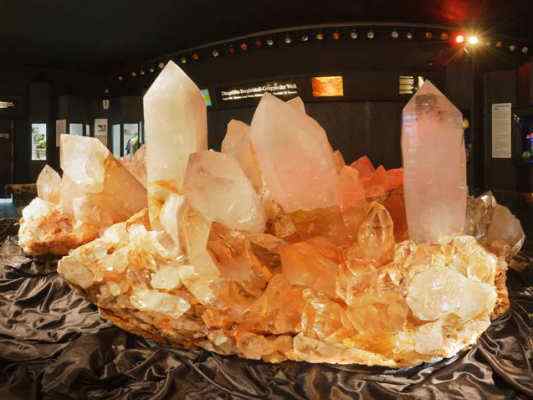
180;57;187;64
140;70;145;75
509;45;516;52
266;39;274;46
240;42;248;51
301;34;309;42
284;36;292;44
467;35;479;45
455;34;465;44
118;76;123;81
367;30;374;39
425;32;433;39
350;30;358;39
316;32;324;40
440;32;449;40
158;62;165;69
104;88;109;94
496;41;502;48
192;53;199;60
131;72;137;77
406;32;413;40
149;67;155;73
332;31;340;40
391;30;399;39
522;46;529;54
212;49;219;57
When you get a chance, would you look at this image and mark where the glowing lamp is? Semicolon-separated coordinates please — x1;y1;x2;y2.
467;35;479;45
455;35;465;44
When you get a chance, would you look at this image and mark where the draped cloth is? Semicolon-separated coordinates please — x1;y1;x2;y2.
0;231;531;400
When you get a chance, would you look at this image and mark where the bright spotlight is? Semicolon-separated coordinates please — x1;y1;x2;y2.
467;35;479;45
455;34;465;44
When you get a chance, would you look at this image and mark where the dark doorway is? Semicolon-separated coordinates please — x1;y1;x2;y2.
0;119;14;198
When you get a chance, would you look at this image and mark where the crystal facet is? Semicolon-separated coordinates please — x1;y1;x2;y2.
184;150;266;233
401;81;466;243
221;120;263;191
250;93;337;212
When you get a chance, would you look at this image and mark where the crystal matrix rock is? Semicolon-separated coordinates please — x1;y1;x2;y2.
19;135;147;255
249;93;338;212
401;81;466;243
143;61;207;227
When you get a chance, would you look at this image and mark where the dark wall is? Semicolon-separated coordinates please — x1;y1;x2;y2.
208;101;402;167
483;70;518;191
0;66;106;184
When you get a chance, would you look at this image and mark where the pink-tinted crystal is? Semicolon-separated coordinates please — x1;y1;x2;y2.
249;93;337;212
401;81;466;243
221;120;262;191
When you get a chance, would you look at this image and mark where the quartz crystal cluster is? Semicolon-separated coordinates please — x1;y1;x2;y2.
19;135;147;255
22;62;524;367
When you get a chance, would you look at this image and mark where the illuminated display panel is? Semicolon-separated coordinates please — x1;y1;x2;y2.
220;81;298;102
31;123;47;161
311;76;344;97
201;89;212;106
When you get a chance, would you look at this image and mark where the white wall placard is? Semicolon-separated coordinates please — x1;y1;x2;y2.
94;118;108;146
491;103;512;159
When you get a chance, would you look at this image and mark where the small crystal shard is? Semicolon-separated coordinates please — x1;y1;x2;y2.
143;61;207;226
221;120;263;191
184;150;266;233
130;288;190;318
336;166;365;211
351;156;375;179
249;93;337;212
401;81;467;243
36;165;61;204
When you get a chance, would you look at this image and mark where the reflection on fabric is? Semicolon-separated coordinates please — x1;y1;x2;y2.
0;236;531;400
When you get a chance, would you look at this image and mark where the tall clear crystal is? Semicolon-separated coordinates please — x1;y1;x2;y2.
143;61;207;227
401;81;466;243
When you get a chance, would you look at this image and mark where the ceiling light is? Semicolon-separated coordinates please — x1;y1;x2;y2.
467;35;479;45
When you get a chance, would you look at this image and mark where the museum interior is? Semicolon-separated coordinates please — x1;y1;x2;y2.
0;1;532;399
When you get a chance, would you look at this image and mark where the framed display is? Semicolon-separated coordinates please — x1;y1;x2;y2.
31;123;47;161
94;118;108;146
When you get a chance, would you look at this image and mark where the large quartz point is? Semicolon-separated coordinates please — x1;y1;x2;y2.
143;61;207;227
249;93;338;212
184;150;265;233
401;81;466;243
19;135;146;255
221;120;263;191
